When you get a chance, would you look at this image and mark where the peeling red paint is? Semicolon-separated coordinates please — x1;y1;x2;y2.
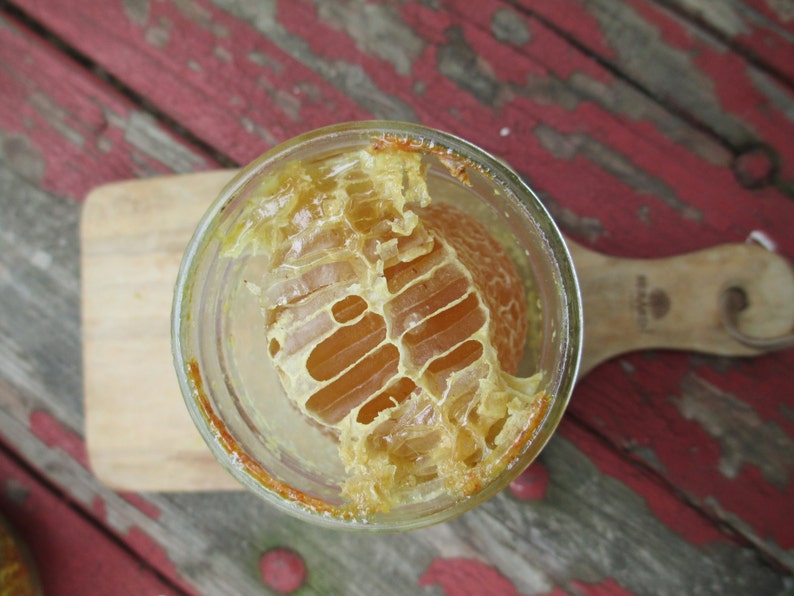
22;0;366;169
419;557;521;596
559;0;794;189
259;547;307;594
0;18;212;202
420;557;635;595
695;48;794;183
558;410;726;546
509;462;549;501
512;0;618;61
502;1;794;241
696;359;794;432
672;372;793;489
395;0;456;46
123;526;195;594
540;578;635;596
574;354;794;550
715;462;794;547
708;0;794;82
0;447;181;595
28;410;89;469
120;493;161;521
624;0;706;52
91;496;107;521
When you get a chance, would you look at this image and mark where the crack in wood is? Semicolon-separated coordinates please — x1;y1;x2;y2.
1;0;238;169
651;0;794;88
506;0;739;153
0;416;190;595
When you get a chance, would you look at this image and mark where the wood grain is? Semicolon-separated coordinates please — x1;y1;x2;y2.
661;0;794;82
2;1;794;593
569;239;794;374
81;170;238;491
518;0;794;194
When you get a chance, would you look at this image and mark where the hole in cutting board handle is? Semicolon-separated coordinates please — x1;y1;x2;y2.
720;286;794;351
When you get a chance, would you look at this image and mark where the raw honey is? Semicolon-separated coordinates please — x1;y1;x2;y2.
174;122;582;529
225;139;548;515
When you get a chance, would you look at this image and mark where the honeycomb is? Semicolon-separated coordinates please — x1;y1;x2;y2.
232;141;546;514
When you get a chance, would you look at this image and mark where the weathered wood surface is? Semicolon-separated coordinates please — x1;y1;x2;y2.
520;0;794;194
0;444;181;595
1;0;793;593
661;0;794;83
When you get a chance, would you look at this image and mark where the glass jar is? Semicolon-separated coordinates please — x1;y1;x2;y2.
172;121;582;530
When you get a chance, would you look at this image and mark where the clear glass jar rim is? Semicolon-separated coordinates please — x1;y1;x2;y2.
171;120;583;530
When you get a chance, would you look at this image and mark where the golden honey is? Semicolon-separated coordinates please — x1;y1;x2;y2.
224;140;547;514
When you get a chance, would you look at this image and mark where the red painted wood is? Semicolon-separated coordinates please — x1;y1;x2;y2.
557;411;730;546
517;0;794;189
669;0;794;83
419;557;525;596
420;557;636;596
0;13;216;201
0;16;209;593
18;0;793;250
0;443;183;595
18;0;369;166
259;548;307;594
575;353;794;549
628;0;794;180
3;0;793;583
508;461;550;501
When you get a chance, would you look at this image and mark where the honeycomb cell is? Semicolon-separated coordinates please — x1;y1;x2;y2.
239;144;545;514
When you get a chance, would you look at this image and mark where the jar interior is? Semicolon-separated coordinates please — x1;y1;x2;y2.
173;123;580;528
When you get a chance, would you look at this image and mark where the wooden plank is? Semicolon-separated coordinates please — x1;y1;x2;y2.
0;11;211;202
81;170;240;491
0;443;184;595
660;0;794;83
14;0;370;167
515;0;794;194
1;3;793;593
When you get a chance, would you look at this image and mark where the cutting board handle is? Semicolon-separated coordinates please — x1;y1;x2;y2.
81;171;794;492
568;239;794;376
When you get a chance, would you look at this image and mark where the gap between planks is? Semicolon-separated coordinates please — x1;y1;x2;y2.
505;0;738;156
650;0;794;89
0;0;239;170
0;434;192;596
5;0;791;576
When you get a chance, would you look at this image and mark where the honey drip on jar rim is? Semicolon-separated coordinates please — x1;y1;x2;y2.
230;142;546;515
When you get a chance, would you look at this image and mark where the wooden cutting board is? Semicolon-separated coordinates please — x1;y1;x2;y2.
81;171;794;492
